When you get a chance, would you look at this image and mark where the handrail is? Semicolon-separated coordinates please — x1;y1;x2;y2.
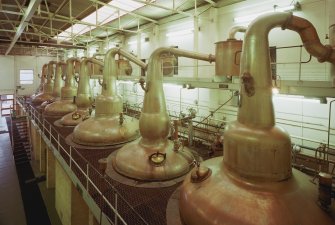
26;103;148;225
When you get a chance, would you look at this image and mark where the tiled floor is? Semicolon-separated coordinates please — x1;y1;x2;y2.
0;116;27;225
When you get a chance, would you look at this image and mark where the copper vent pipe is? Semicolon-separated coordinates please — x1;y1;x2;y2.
228;25;247;39
178;12;335;225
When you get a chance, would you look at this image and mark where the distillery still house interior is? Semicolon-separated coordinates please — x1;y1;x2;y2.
0;0;335;224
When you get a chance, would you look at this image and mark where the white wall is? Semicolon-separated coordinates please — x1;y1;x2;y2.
116;0;335;150
0;55;56;96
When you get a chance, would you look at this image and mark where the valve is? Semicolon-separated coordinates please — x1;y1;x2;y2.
190;160;212;183
149;151;166;167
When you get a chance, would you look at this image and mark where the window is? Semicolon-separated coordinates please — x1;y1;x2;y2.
20;69;34;84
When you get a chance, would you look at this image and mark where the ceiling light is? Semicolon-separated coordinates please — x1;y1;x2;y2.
166;29;194;37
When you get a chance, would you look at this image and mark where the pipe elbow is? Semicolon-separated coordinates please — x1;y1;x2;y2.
228;26;247;39
285;15;335;64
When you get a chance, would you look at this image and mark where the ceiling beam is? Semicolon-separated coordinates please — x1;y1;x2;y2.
0;39;86;49
91;0;158;24
5;0;42;55
130;0;193;17
37;0;68;32
203;0;217;7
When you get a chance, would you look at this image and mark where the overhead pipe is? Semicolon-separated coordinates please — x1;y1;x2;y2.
60;57;104;126
31;60;57;105
178;12;335;225
111;47;214;181
228;25;247;39
44;58;80;117
72;48;145;146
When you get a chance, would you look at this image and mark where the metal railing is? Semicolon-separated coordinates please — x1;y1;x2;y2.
21;99;149;225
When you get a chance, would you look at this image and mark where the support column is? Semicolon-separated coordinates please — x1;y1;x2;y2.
46;146;55;189
30;120;37;159
55;160;89;225
40;137;47;173
88;211;99;225
35;129;41;162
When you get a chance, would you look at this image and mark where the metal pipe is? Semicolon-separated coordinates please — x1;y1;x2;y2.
327;100;335;152
228;26;247;39
285;15;335;64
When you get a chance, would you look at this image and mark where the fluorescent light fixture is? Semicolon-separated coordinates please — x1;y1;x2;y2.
166;29;194;37
273;94;321;103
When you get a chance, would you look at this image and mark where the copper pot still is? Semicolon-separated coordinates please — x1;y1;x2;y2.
111;47;214;181
60;58;103;126
31;64;47;99
72;48;145;146
178;12;335;225
31;61;57;105
43;58;80;117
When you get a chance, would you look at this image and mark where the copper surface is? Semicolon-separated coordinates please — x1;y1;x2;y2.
72;48;145;146
113;47;214;181
44;58;80;117
113;139;193;181
51;62;65;98
31;61;57;105
179;157;335;225
215;26;246;81
72;114;139;146
60;58;103;126
179;13;335;225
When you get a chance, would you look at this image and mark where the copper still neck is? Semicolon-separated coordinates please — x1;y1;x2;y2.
52;62;65;98
38;64;48;92
44;61;57;93
140;47;214;146
95;48;146;116
76;58;104;109
60;57;80;100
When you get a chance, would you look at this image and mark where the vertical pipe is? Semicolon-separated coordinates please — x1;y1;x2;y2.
193;16;199;78
327;100;335;151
